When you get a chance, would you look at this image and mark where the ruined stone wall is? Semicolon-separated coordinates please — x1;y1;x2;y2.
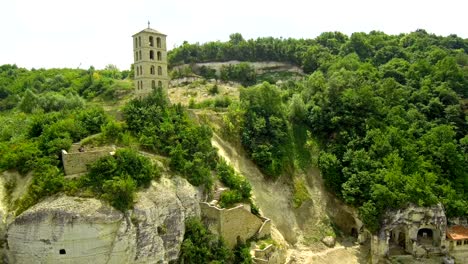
371;204;447;263
200;202;271;248
200;202;222;236
221;205;266;247
61;147;114;176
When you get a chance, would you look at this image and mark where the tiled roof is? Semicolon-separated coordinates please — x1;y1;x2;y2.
132;28;166;36
447;225;468;240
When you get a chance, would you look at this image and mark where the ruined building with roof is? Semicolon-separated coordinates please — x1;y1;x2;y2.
132;24;169;97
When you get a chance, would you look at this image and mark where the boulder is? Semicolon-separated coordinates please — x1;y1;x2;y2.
321;236;336;247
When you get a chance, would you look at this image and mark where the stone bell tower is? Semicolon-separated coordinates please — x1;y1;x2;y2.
132;23;168;96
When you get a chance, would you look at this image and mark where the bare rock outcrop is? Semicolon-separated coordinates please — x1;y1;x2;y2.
6;176;201;264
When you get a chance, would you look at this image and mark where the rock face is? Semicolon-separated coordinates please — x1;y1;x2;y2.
6;176;201;264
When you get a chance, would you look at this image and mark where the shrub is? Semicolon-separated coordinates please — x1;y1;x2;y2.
81;148;160;211
15;164;65;215
179;218;233;263
216;160;251;200
219;190;243;208
208;84;219;95
101;176;136;211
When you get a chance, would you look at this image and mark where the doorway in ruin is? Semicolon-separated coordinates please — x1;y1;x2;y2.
417;228;434;246
389;229;408;255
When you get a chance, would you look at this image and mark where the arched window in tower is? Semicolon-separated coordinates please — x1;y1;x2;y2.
136;66;139;76
138;37;141;47
157;37;161;48
158;81;162;88
150;50;154;60
135;38;137;48
140;81;143;89
158;66;162;75
149;36;154;47
139;51;142;61
157;51;162;61
150;66;155;75
140;66;143;75
152;80;156;89
137;81;140;90
135;52;138;61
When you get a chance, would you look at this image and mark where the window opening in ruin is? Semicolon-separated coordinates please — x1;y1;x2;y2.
152;80;156;89
138;36;141;47
158;81;162;88
150;66;155;75
140;66;143;75
149;36;154;47
139;51;142;61
158;66;162;75
157;51;162;61
457;240;462;246
464;240;468;245
136;67;139;76
157;37;161;48
140;81;143;90
135;38;137;48
59;249;66;255
135;52;138;61
150;50;154;60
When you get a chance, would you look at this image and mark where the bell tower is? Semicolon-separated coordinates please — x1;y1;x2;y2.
132;24;168;96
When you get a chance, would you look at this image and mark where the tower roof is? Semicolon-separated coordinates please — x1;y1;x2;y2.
132;28;166;37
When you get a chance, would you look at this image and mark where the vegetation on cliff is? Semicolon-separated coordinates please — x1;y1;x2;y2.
0;65;252;215
1;28;467;243
185;30;468;232
179;218;252;264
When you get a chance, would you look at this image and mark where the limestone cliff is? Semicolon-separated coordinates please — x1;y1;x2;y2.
5;176;201;264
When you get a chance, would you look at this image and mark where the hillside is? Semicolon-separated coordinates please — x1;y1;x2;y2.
0;29;467;263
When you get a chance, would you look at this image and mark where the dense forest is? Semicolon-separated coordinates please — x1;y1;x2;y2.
170;29;468;231
0;29;467;237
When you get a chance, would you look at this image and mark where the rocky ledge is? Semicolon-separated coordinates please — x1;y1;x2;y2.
5;176;201;264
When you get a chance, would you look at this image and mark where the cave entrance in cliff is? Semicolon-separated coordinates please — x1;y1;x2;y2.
59;249;66;255
417;228;434;246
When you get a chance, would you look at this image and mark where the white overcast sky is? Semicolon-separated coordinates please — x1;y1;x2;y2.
1;0;467;70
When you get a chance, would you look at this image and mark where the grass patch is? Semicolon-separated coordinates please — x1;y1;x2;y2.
292;177;310;208
292;123;312;171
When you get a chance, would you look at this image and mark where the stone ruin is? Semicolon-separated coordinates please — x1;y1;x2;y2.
200;202;271;249
61;144;115;177
370;203;468;263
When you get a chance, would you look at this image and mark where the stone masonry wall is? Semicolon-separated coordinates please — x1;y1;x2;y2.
61;146;115;176
200;202;270;248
